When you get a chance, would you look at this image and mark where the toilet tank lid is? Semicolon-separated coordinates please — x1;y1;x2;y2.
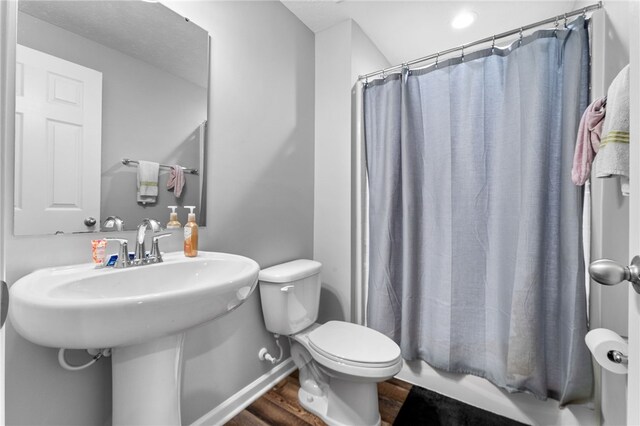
259;259;322;283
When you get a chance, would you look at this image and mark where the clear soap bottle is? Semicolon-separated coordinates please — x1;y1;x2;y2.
166;206;182;229
183;206;198;257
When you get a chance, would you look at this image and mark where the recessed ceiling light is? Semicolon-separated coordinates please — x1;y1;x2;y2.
451;11;477;29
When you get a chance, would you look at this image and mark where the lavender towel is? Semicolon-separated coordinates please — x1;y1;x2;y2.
167;165;185;198
571;96;606;185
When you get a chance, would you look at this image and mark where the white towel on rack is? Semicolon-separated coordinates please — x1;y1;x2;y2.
595;65;630;196
137;161;159;204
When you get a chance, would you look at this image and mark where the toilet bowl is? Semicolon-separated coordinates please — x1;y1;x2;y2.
258;260;403;426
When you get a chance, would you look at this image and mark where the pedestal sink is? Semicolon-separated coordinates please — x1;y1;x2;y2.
9;251;260;425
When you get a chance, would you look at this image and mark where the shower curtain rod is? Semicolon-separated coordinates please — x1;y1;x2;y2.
358;1;602;81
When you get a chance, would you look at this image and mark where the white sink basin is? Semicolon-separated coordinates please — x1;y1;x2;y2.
10;251;259;349
9;251;260;425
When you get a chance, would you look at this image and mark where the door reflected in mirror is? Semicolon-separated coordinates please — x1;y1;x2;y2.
14;0;209;235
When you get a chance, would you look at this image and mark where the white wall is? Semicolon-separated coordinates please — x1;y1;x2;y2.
2;1;314;424
18;12;205;231
164;4;314;421
314;20;389;323
315;21;352;322
351;25;390;86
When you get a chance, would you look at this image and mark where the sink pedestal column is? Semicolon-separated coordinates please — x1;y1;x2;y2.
112;333;185;425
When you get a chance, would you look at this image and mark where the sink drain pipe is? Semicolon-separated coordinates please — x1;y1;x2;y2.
258;334;284;364
58;348;111;371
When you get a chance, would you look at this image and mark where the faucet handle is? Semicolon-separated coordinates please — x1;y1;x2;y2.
145;218;163;232
151;233;172;263
103;238;130;268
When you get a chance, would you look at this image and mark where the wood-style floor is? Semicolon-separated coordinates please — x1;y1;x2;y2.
226;371;412;426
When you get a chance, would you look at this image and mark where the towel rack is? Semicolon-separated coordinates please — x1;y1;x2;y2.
121;158;199;175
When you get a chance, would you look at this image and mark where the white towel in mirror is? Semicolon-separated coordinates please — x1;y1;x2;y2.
137;161;159;204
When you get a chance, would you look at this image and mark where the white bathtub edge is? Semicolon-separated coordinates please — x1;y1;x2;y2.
397;360;596;426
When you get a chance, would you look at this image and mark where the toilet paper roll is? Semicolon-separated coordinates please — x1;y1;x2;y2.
585;328;628;375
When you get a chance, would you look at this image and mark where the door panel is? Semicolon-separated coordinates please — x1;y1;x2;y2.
14;45;102;235
628;1;640;423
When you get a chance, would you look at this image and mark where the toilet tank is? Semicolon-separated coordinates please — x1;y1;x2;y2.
258;260;322;335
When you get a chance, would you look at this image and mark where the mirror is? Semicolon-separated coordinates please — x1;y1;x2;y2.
14;0;209;235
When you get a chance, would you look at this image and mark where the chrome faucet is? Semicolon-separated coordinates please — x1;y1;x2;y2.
99;219;171;269
102;216;125;232
134;218;163;264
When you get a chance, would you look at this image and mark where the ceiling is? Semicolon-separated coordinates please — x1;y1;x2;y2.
19;1;209;88
281;0;581;66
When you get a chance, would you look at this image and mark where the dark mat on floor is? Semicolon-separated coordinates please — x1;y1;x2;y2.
393;385;529;426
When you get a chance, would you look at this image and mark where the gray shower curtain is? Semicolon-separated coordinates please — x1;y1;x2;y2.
364;18;592;404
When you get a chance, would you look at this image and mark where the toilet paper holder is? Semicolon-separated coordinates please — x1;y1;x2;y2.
589;256;640;295
607;350;628;365
586;329;629;374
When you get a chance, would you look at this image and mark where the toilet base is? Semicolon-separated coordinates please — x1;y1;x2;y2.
298;377;381;426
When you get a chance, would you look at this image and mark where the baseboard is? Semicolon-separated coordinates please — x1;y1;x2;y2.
190;358;296;426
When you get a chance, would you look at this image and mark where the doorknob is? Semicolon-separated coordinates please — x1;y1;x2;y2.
589;256;640;294
84;217;97;227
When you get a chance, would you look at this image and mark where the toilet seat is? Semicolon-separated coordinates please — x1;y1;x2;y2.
309;321;401;367
298;321;402;378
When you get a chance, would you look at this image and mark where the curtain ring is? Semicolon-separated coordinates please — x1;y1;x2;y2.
553;16;559;37
381;70;386;80
519;28;523;45
435;52;440;68
583;8;587;18
564;13;568;28
461;45;465;61
491;35;496;52
402;63;411;77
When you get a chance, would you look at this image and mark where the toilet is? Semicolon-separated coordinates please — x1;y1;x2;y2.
258;259;403;426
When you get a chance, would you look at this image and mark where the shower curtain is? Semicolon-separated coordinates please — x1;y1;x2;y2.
364;18;592;404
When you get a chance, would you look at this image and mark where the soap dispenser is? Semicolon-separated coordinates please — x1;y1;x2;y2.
166;206;181;229
183;206;198;257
